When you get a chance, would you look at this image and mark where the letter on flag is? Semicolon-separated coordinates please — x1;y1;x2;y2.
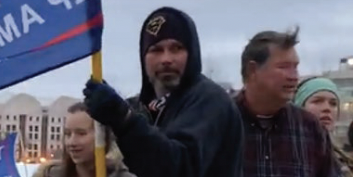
0;0;103;89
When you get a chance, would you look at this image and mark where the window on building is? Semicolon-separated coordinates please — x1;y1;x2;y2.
52;117;54;123
29;133;32;140
56;134;60;141
57;145;60;149
56;127;60;133
6;125;10;131
35;126;39;132
29;126;33;132
51;127;55;133
19;114;26;120
28;144;32;149
34;152;38;157
58;118;61;123
28;152;32;158
51;135;55;140
34;144;38;150
13;116;16;121
29;116;32;121
50;145;53;149
34;134;38;140
12;125;16;131
6;115;9;120
0;115;2;119
42;108;48;114
36;117;40;121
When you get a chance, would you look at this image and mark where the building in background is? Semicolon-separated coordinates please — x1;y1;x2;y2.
0;94;80;163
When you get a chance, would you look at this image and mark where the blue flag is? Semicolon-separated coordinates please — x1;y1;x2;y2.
0;133;20;177
0;0;103;90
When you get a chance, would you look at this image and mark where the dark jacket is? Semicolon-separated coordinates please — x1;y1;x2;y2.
348;122;353;148
114;7;244;177
333;144;353;177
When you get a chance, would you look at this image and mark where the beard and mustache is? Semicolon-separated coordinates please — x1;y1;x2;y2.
150;66;182;90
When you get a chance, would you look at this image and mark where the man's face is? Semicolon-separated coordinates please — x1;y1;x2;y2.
252;45;299;102
145;39;188;90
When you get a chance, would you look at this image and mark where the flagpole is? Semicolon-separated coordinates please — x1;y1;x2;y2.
91;51;106;177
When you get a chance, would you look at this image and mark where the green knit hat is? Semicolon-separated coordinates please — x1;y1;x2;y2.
294;77;339;107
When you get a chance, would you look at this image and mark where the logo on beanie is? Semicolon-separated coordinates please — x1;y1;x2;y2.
146;16;166;36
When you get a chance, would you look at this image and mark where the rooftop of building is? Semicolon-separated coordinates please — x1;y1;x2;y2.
0;93;80;116
322;69;353;80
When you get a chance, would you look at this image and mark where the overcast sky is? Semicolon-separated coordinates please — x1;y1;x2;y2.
0;0;353;105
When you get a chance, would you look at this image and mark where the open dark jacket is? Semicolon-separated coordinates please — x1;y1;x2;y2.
114;7;244;177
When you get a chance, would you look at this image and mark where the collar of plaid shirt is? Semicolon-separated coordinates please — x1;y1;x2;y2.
236;91;287;129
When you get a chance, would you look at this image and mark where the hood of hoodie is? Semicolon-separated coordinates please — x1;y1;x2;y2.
138;7;202;106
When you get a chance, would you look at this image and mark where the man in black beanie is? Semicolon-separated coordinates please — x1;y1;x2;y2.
83;7;244;177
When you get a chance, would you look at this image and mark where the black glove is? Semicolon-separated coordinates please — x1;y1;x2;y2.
83;78;130;129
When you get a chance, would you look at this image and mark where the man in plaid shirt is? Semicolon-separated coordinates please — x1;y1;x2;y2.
233;27;341;177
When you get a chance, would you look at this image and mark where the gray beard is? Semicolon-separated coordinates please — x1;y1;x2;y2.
151;77;180;98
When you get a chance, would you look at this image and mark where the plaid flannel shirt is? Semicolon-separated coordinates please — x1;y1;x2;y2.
234;92;341;177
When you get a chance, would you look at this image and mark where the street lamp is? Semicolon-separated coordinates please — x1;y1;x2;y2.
39;157;47;163
344;102;350;110
347;57;353;66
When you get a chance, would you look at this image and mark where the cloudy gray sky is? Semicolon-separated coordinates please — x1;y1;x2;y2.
0;0;353;104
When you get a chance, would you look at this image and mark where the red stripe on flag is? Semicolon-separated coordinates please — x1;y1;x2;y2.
39;13;103;49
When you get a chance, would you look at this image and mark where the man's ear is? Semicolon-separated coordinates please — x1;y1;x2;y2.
246;60;258;81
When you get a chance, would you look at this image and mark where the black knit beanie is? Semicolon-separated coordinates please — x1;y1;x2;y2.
141;11;191;56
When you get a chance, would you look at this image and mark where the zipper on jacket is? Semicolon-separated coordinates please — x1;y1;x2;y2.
154;107;165;127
